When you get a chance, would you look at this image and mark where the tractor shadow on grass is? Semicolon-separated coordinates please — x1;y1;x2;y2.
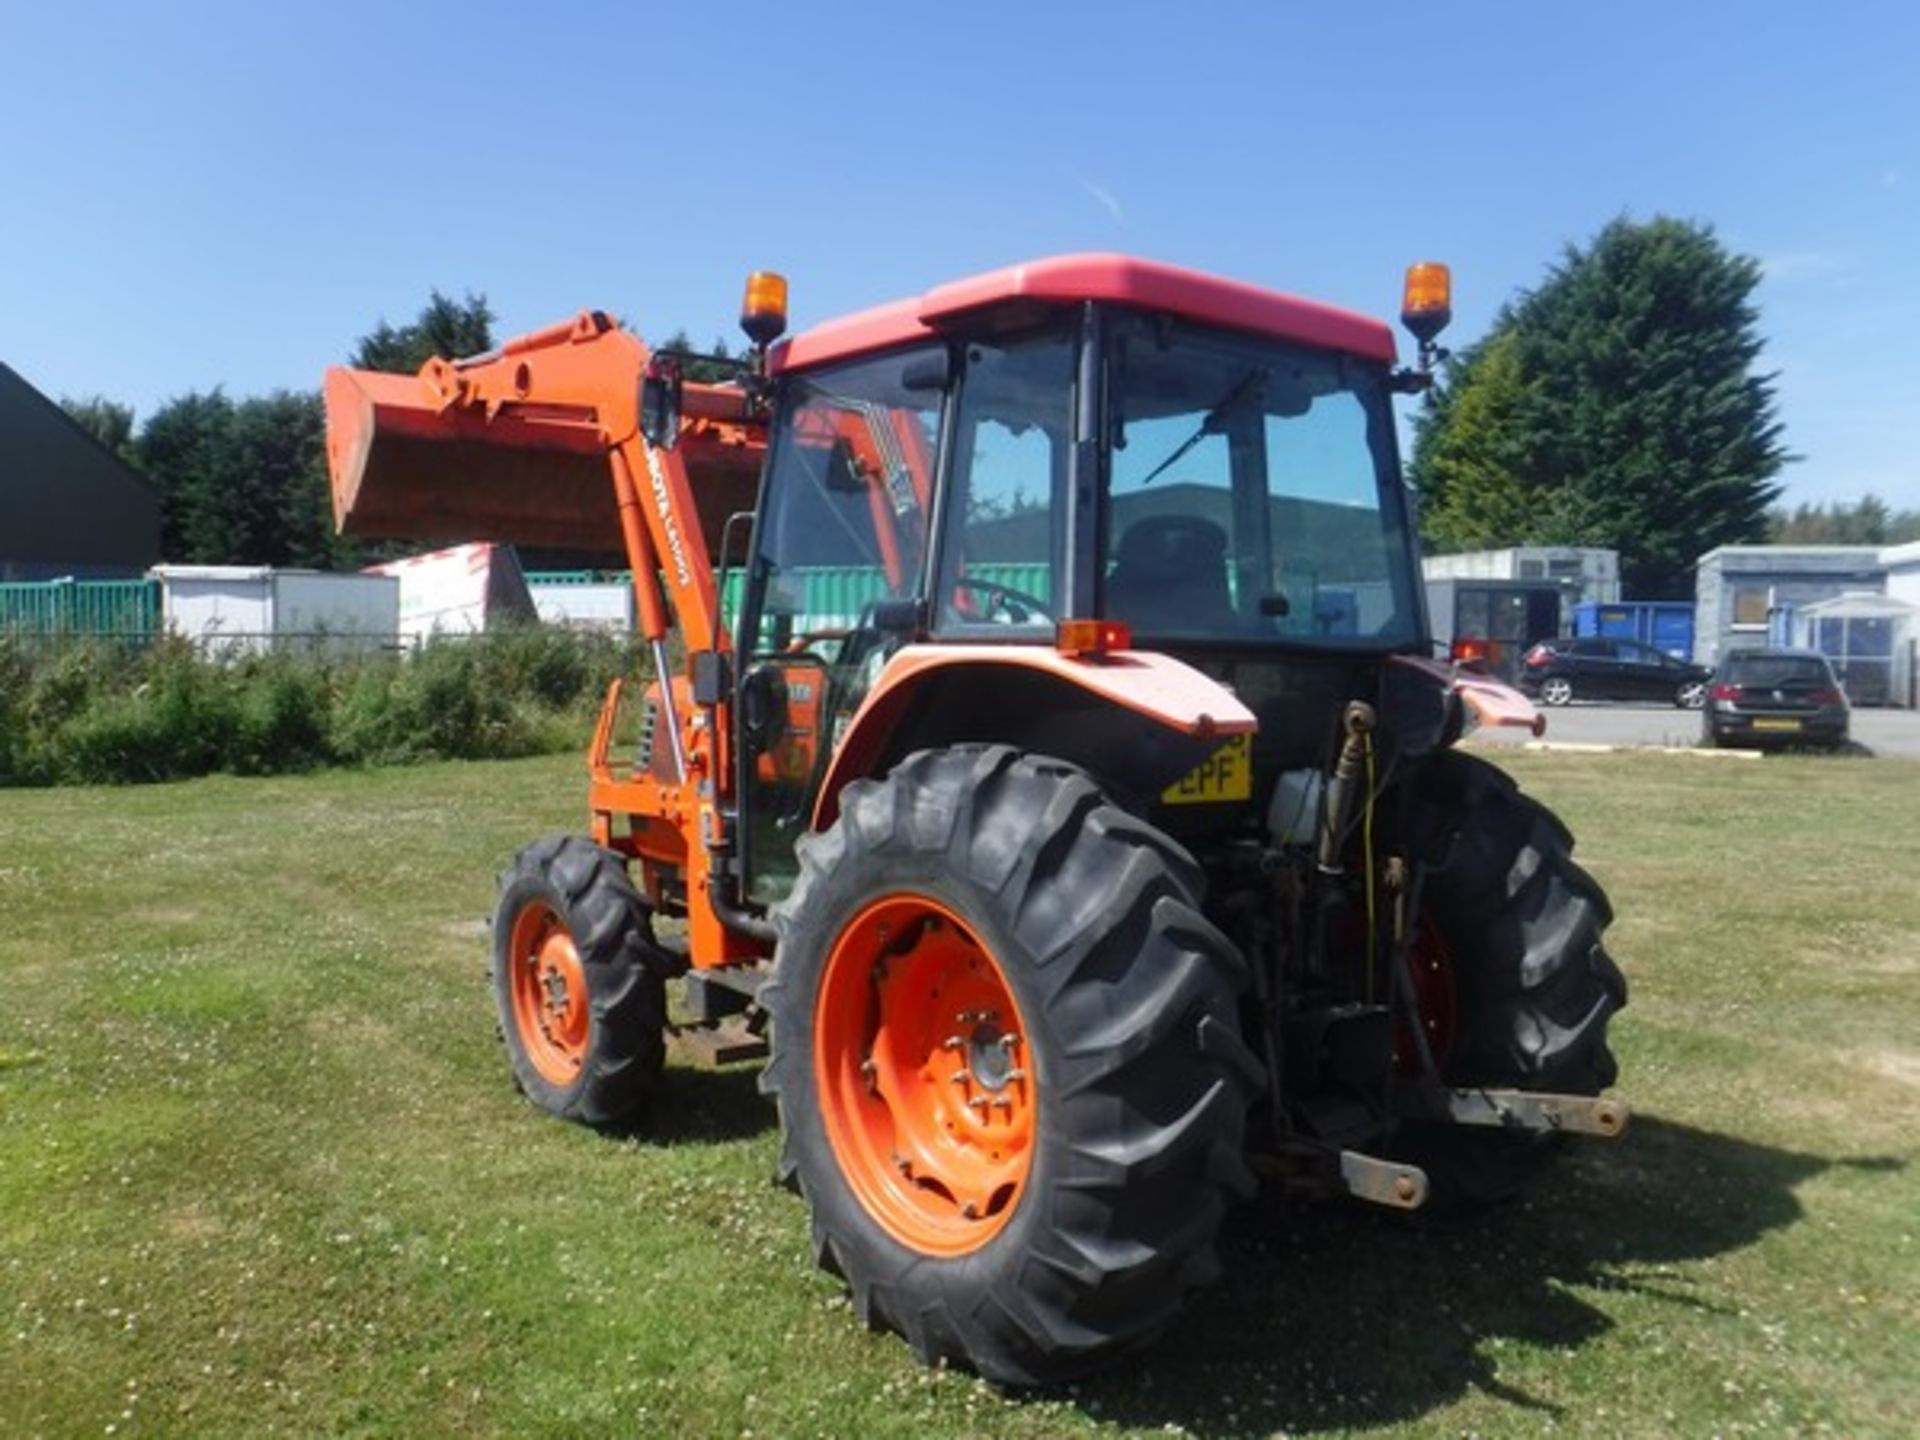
610;1062;777;1146
1074;1114;1902;1437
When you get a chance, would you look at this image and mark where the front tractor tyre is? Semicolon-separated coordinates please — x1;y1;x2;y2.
1397;753;1626;1206
762;747;1259;1387
492;835;668;1127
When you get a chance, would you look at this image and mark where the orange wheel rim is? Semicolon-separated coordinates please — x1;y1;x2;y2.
814;894;1034;1256
507;900;590;1086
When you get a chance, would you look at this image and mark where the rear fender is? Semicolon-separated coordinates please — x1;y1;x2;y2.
1382;654;1545;755
812;644;1256;828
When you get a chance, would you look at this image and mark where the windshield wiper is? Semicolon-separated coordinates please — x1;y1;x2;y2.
1135;367;1266;485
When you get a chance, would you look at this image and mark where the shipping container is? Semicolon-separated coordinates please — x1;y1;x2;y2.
1571;601;1695;660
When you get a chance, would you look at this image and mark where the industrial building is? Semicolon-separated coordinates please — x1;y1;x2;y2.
1692;546;1886;664
0;362;160;580
1693;543;1918;707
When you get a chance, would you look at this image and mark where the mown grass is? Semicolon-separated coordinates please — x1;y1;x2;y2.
1;750;1915;1437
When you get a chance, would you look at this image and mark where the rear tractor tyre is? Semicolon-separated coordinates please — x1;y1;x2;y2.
762;746;1259;1387
492;835;668;1127
1396;753;1626;1207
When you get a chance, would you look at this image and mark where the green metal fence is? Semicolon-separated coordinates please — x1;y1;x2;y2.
0;578;159;642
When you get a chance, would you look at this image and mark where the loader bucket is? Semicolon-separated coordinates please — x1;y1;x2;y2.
323;367;764;554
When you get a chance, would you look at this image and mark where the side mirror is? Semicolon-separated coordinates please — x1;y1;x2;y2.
639;357;683;451
738;664;789;752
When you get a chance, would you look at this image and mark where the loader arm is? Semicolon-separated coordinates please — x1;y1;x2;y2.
325;309;765;655
323;311;774;964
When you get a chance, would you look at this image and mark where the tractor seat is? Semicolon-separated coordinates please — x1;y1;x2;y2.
1106;515;1235;630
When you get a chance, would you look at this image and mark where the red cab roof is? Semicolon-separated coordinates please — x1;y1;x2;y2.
770;253;1397;373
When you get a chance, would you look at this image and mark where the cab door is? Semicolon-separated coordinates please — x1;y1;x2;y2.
732;344;946;906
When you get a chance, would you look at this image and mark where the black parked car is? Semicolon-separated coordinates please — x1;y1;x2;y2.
1703;649;1851;750
1517;636;1712;708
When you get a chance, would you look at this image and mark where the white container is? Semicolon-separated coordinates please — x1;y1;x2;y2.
151;565;399;657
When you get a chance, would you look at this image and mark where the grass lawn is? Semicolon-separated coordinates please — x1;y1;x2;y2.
2;749;1916;1437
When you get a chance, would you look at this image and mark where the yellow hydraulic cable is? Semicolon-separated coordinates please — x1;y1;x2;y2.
1363;732;1377;1003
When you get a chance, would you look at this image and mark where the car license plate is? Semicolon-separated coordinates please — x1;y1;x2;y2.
1752;717;1802;732
1163;733;1253;805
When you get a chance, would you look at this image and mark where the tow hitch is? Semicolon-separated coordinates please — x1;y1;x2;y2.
1437;1088;1630;1138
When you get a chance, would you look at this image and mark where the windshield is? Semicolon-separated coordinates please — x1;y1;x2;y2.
1102;314;1420;646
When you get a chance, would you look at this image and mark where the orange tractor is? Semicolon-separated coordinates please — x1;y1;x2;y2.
324;255;1627;1385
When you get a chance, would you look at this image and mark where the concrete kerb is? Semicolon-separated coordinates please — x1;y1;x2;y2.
1519;740;1763;761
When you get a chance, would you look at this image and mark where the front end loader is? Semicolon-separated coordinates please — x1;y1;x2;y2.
324;253;1628;1385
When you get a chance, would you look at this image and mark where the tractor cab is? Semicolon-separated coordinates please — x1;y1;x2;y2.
729;256;1432;903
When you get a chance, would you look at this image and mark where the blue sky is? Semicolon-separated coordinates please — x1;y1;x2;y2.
2;2;1915;507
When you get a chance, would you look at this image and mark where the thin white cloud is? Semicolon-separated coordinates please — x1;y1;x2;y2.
1880;167;1902;190
1760;250;1854;284
1069;172;1126;228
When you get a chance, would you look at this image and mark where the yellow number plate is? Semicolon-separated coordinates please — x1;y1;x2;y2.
1752;717;1802;732
1163;733;1253;805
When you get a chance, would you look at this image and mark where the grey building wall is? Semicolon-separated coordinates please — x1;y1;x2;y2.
1692;546;1885;666
0;362;161;580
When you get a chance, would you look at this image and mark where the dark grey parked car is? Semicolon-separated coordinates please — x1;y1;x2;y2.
1703;649;1851;750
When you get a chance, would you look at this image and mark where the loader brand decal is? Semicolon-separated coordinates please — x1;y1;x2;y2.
885;464;916;518
640;441;694;588
1162;733;1253;805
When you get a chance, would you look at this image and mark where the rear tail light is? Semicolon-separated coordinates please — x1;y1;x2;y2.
1811;688;1846;706
1524;644;1552;667
1451;637;1488;663
1709;683;1743;701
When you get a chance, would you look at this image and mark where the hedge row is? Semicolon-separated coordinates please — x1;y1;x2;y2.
0;628;643;786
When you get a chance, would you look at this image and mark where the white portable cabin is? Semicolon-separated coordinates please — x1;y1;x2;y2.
150;565;399;657
1420;547;1621;608
528;577;635;633
364;543;538;645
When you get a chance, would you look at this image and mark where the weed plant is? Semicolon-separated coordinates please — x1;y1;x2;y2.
0;627;638;786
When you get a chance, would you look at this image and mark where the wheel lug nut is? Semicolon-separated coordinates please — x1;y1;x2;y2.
998;1034;1020;1051
961;1202;979;1219
967;1096;988;1112
1004;1068;1027;1083
949;1070;970;1086
942;1035;964;1051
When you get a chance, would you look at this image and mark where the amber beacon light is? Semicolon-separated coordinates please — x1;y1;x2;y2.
741;271;790;347
1400;262;1452;345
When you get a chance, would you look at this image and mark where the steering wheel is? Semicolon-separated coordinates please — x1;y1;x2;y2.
951;575;1054;625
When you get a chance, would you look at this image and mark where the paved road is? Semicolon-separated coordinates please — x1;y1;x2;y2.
1466;700;1920;760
